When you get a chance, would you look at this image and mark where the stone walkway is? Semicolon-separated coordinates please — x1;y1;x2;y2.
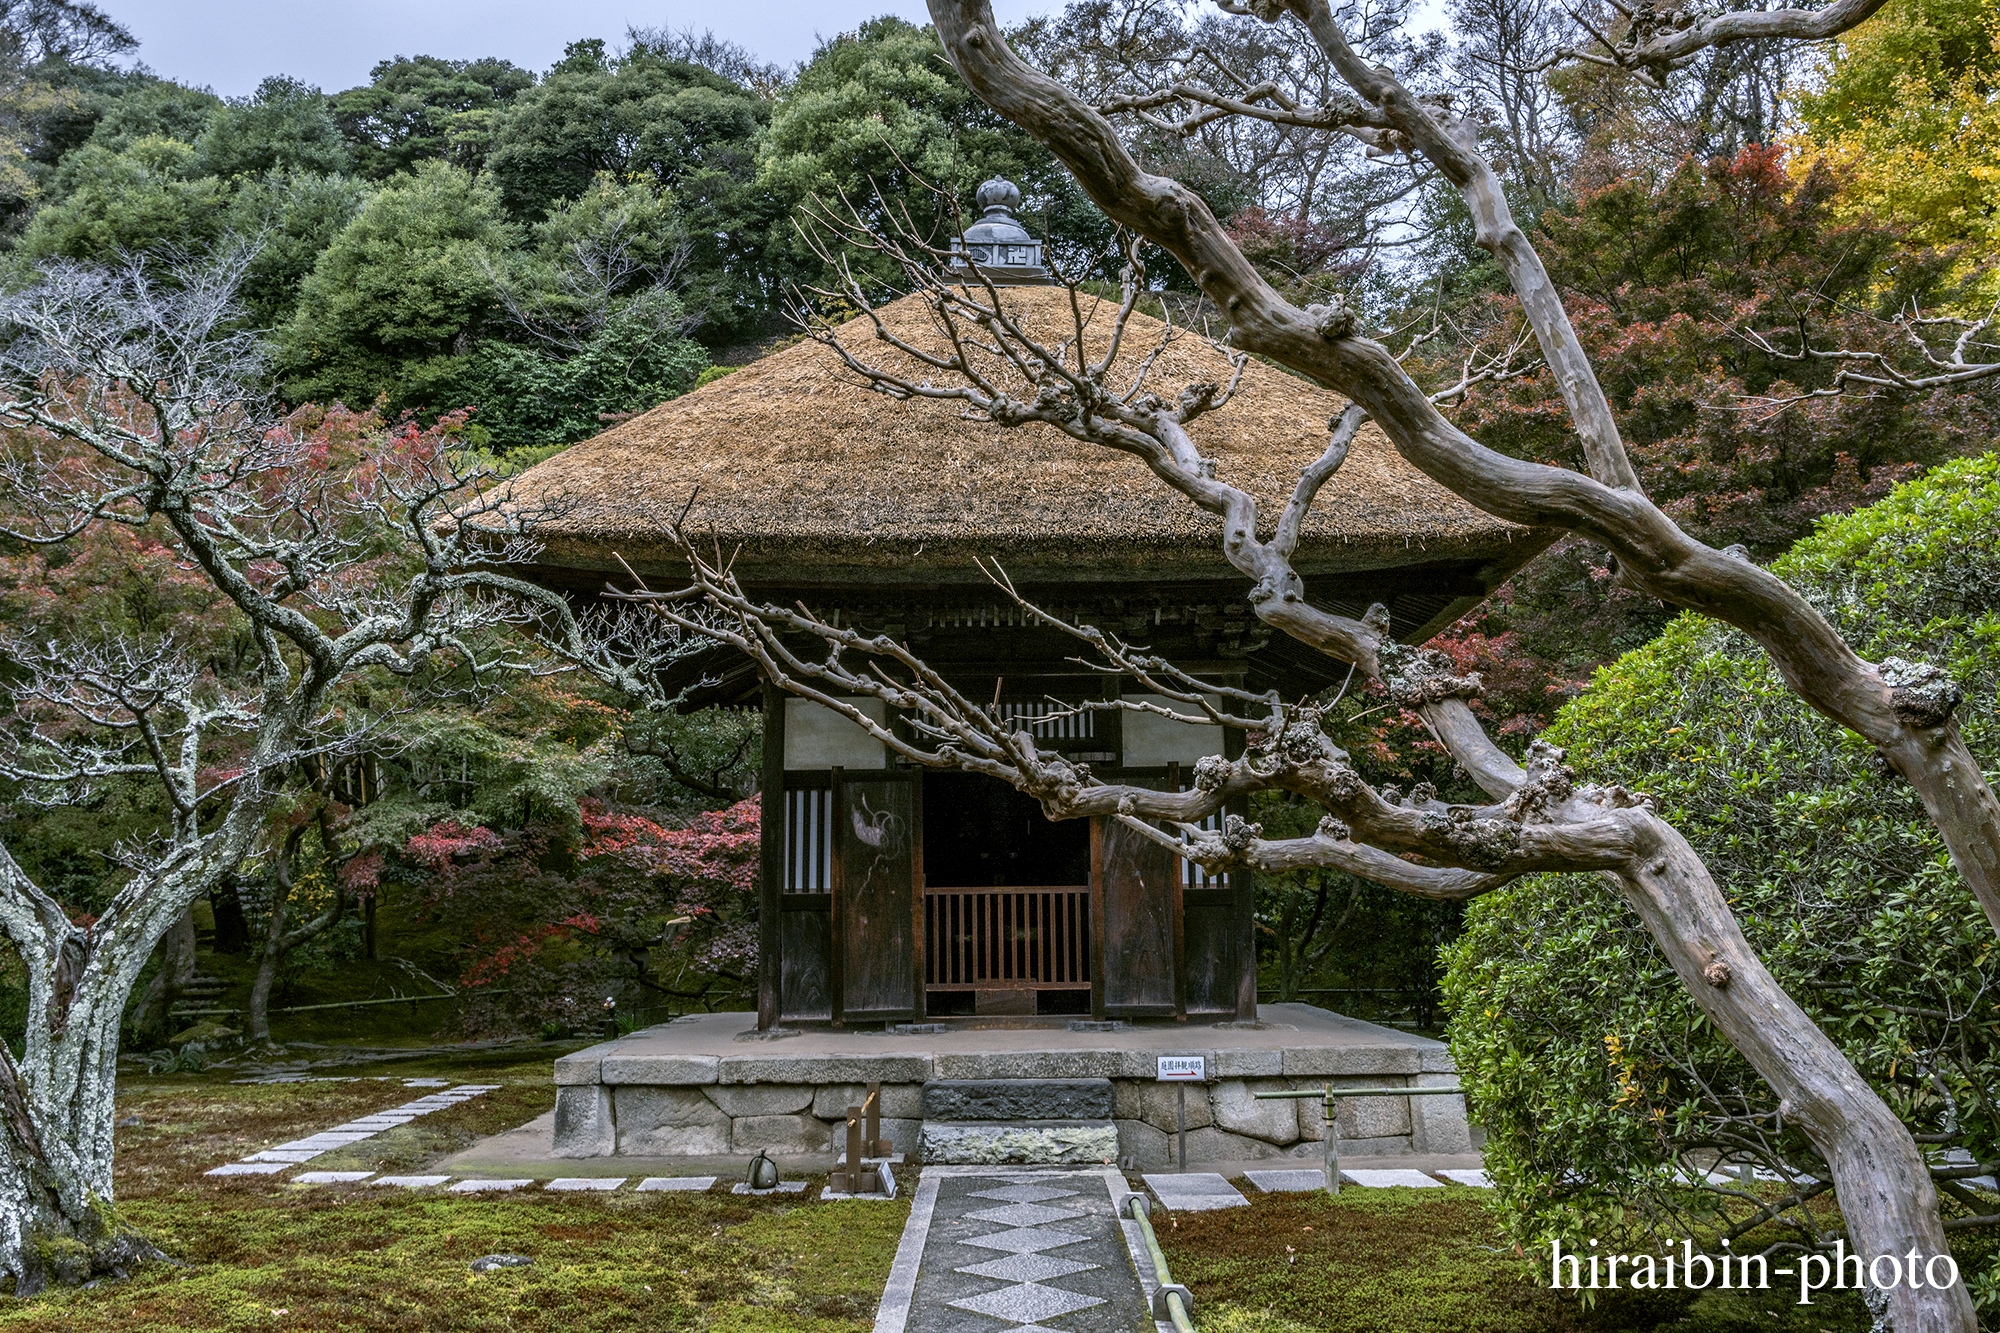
875;1167;1166;1333
204;1082;501;1176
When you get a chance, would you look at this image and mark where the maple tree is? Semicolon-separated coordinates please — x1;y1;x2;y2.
0;250;699;1291
395;797;759;1034
1792;0;2000;300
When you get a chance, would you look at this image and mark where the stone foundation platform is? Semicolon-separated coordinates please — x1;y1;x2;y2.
551;1004;1469;1169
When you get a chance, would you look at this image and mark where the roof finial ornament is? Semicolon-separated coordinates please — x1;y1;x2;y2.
951;173;1051;286
975;176;1022;217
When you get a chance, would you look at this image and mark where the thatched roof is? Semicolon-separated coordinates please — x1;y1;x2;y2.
499;286;1538;591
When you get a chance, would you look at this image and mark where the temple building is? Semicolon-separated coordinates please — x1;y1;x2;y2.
504;181;1547;1034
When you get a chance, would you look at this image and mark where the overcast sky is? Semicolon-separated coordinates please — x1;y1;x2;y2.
106;0;1052;97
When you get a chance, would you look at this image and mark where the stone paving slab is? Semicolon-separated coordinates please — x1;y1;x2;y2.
449;1179;536;1192
1437;1169;1492;1188
1143;1172;1249;1211
1343;1168;1443;1189
875;1168;1155;1333
636;1176;718;1191
206;1162;289;1176
1246;1169;1329;1193
372;1175;450;1187
732;1180;808;1194
546;1177;625;1191
246;1150;326;1163
296;1171;374;1184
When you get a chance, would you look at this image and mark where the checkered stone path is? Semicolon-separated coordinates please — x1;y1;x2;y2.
883;1171;1155;1333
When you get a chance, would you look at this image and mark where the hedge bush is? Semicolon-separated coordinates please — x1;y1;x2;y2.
1442;452;2000;1302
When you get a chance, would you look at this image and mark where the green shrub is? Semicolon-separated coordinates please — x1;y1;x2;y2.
1442;452;2000;1295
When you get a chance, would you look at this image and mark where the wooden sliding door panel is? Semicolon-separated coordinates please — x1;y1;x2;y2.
778;898;832;1022
834;772;919;1022
1180;889;1236;1016
1092;815;1177;1017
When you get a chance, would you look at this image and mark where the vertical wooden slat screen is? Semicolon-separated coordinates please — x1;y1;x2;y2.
784;788;832;891
923;888;1092;990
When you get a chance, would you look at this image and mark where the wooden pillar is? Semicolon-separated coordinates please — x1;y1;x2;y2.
1224;722;1257;1020
911;774;928;1021
1167;759;1187;1023
1088;818;1107;1021
756;681;785;1031
829;766;845;1027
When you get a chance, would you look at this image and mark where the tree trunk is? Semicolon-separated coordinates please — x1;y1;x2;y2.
0;993;164;1296
1277;892;1297;1003
1619;818;1973;1333
126;908;196;1046
246;890;287;1047
247;837;347;1049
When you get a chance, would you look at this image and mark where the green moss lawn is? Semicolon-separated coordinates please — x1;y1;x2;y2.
1160;1185;1874;1333
27;1049;907;1332
27;1045;1876;1332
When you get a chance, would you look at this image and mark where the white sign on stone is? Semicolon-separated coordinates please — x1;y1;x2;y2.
1156;1055;1206;1082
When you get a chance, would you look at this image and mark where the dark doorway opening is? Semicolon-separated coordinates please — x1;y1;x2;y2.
923;773;1090;887
921;772;1095;1016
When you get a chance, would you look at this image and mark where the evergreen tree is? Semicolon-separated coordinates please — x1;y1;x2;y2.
485;39;772;337
277;159;516;412
330;54;536;178
190;74;349;180
759;17;1113;289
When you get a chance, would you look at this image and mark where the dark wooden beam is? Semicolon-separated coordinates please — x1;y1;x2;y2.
756;680;785;1031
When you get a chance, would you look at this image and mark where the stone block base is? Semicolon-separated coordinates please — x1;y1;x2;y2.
919;1120;1121;1165
548;1005;1470;1166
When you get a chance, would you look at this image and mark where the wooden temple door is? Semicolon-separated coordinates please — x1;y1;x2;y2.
1090;795;1254;1021
1090;815;1180;1019
831;770;922;1024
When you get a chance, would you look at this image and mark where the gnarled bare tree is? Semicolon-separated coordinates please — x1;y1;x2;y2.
914;0;2000;940
819;0;2000;1319
631;172;1985;1333
0;251;696;1294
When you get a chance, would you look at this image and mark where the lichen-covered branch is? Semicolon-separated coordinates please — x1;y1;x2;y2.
918;0;2000;966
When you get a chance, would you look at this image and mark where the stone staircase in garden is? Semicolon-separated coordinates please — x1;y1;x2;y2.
916;1078;1120;1165
168;974;231;1019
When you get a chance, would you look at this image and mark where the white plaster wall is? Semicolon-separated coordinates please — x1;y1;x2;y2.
784;697;888;769
1120;693;1224;768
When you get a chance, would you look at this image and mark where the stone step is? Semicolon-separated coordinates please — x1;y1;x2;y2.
922;1078;1112;1122
919;1119;1120;1166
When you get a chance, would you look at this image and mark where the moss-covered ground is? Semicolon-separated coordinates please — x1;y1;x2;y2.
1159;1185;1874;1333
25;1049;907;1332
25;1044;1883;1332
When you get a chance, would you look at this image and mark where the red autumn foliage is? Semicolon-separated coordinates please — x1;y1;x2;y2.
396;798;761;1034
